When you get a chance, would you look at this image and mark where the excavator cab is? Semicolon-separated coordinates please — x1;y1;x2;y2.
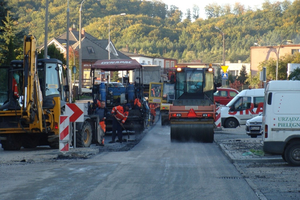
37;59;66;109
169;66;216;142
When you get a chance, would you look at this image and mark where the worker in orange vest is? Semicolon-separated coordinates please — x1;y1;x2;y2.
95;100;107;132
94;100;108;145
109;104;129;143
12;73;19;99
149;103;158;123
133;98;141;109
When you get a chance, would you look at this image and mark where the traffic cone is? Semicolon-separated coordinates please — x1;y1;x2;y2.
101;138;105;145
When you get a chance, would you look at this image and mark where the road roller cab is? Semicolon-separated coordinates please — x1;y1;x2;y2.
169;66;218;142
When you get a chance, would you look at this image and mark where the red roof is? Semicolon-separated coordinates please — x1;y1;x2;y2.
92;59;142;71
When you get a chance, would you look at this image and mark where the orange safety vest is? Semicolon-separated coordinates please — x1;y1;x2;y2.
150;103;156;116
134;98;141;107
111;105;129;123
99;121;106;133
12;78;19;98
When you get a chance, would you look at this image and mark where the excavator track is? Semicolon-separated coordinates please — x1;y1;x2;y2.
170;120;214;143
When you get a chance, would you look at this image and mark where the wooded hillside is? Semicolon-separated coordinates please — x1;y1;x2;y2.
1;0;300;64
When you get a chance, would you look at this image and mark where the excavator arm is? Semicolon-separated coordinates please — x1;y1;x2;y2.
22;35;43;132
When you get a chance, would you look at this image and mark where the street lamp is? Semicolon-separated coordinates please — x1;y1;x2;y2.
215;26;225;66
276;40;292;80
215;26;226;86
108;13;126;60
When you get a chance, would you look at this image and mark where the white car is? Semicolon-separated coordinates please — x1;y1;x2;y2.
245;113;263;138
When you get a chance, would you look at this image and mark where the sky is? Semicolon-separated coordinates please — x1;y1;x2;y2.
161;0;281;19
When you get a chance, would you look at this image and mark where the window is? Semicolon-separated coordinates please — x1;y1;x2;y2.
166;61;170;68
171;61;175;67
229;91;238;97
45;63;60;96
292;49;300;54
87;46;95;54
159;61;162;66
254;96;264;107
220;91;227;97
232;97;251;111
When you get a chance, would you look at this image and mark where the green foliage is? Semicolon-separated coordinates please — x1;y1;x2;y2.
38;43;66;64
111;71;120;82
289;68;300;80
237;65;248;84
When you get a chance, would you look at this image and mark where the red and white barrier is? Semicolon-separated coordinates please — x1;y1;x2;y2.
59;115;70;152
215;106;222;128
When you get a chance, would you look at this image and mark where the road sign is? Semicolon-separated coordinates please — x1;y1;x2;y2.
222;72;228;80
66;103;84;122
221;65;229;73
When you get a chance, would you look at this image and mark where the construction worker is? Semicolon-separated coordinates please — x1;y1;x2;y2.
149;103;158;124
12;73;19;99
109;104;129;143
94;100;108;133
133;97;141;109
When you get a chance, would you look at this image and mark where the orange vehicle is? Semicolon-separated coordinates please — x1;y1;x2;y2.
169;66;220;142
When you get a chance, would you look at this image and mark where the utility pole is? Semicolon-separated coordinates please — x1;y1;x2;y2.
78;0;86;95
66;0;72;102
44;0;49;59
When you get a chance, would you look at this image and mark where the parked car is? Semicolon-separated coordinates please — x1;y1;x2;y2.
245;113;263;138
214;87;239;105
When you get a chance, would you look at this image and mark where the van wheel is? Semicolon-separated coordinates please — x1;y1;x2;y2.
284;142;300;166
225;118;238;128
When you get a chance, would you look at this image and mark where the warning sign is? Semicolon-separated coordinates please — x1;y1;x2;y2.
221;66;229;73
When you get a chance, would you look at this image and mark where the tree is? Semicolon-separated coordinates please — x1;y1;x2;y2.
288;68;300;80
0;11;21;65
38;43;66;64
192;5;199;20
186;9;191;21
237;65;248;84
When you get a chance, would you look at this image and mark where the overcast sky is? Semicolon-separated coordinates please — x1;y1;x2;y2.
161;0;284;19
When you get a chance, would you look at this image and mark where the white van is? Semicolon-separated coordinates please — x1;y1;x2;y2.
220;88;264;128
263;80;300;166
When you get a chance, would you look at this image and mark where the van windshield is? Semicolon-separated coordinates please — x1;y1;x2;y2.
226;93;241;107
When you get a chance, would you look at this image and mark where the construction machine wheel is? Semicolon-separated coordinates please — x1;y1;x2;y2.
224;118;238;128
1;134;22;150
77;122;93;147
170;120;214;143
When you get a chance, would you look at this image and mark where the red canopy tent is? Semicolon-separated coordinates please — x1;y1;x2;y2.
92;59;142;71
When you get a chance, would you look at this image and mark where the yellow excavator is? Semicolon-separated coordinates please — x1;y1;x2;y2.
0;35;66;150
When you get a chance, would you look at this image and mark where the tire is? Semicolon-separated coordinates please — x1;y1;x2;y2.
284;142;300;166
224;118;238;128
77;122;93;147
1;134;22;150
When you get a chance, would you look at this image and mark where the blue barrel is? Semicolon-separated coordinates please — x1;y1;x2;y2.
128;83;135;102
100;83;106;101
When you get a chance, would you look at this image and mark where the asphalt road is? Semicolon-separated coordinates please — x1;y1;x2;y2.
0;124;259;200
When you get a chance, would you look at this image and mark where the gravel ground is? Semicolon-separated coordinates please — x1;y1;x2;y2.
215;130;300;200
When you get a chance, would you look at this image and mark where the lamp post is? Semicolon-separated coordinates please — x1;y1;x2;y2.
78;0;86;95
215;26;226;85
108;13;126;60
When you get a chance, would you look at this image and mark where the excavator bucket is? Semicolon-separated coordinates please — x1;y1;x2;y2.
170;120;214;143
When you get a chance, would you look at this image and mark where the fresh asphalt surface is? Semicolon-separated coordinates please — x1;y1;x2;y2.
0;122;260;200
